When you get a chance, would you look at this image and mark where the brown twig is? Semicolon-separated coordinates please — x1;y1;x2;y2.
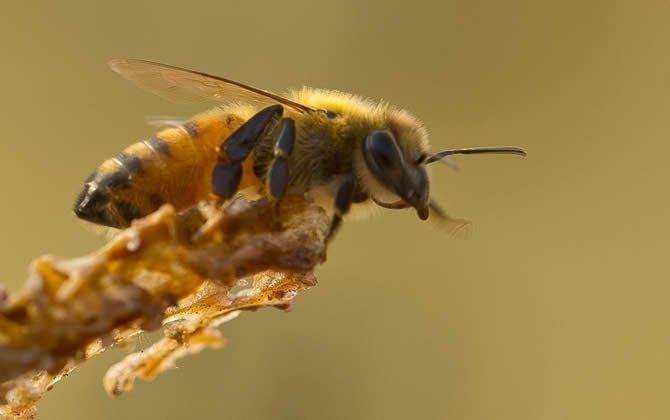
0;196;329;419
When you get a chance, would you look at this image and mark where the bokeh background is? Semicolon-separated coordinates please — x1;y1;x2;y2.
1;1;669;419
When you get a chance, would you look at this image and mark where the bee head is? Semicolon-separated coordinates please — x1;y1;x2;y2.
360;108;526;222
362;129;430;220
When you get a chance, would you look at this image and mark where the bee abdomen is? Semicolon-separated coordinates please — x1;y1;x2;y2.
74;148;155;227
75;109;249;228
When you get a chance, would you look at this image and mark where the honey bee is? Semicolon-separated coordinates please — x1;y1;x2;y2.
74;59;526;238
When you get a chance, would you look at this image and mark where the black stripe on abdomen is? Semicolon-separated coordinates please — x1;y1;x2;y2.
182;121;199;137
112;152;143;174
96;170;131;189
144;136;171;157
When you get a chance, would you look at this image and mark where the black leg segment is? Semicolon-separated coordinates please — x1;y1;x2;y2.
212;104;283;200
211;161;242;199
267;118;295;226
327;173;356;241
269;158;289;199
222;104;283;161
268;118;295;199
275;118;295;158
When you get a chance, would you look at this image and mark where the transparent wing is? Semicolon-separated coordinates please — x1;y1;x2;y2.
144;115;189;129
109;59;316;113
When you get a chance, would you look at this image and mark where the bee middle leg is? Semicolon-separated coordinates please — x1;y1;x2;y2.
211;104;283;200
327;173;356;242
267;118;296;229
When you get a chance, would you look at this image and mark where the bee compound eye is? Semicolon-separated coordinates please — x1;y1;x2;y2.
365;131;402;171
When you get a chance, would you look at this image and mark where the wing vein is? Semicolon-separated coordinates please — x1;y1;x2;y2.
108;59;316;113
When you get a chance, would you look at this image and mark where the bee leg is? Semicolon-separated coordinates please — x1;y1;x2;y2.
267;118;295;229
327;173;356;242
211;105;283;200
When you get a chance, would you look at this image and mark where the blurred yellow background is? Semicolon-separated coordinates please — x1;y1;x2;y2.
2;1;669;419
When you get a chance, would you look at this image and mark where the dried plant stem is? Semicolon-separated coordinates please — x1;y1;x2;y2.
0;197;329;420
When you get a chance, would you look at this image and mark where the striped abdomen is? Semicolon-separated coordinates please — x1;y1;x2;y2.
74;108;260;228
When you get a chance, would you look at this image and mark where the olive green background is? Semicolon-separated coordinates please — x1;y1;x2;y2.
1;1;669;419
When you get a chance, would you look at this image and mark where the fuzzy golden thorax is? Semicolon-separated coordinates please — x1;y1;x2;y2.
287;87;431;214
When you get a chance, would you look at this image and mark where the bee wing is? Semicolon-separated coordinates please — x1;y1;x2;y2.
144;115;189;129
109;59;316;113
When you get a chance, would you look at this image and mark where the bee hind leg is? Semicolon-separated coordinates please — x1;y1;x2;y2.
211;104;283;201
326;173;356;242
267;118;296;230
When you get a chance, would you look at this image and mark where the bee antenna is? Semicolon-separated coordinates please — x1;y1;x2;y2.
426;146;527;165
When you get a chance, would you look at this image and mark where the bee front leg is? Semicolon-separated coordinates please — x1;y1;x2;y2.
327;173;356;242
211;104;283;200
267;118;295;229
